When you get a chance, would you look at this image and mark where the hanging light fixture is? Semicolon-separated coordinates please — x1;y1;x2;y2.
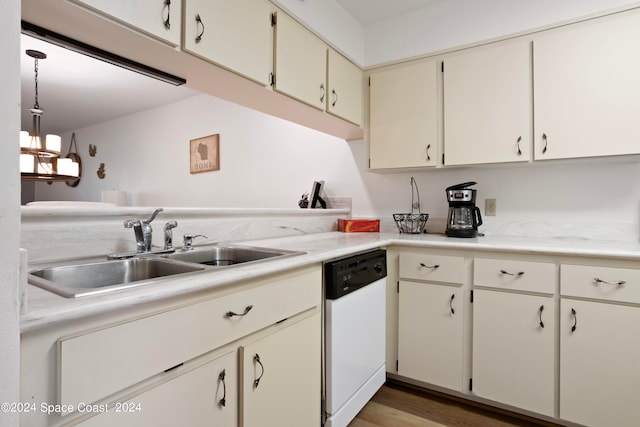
20;49;81;183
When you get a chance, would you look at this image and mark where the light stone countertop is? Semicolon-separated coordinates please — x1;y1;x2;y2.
21;231;640;333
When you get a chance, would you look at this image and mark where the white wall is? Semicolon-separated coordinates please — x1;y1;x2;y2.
0;0;22;425
35;93;640;241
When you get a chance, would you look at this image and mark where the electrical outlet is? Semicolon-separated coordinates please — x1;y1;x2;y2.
485;199;496;216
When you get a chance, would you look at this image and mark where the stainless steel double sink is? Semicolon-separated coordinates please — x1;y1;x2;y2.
28;244;303;298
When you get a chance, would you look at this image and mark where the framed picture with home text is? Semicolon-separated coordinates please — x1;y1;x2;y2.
190;134;219;174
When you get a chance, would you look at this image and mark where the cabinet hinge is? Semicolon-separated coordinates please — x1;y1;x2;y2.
396;360;399;371
442;153;445;164
469;378;473;391
271;12;277;26
470;290;474;303
368;76;371;86
397;281;400;293
441;62;444;72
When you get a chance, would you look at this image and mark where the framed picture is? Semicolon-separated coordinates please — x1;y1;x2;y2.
190;134;220;174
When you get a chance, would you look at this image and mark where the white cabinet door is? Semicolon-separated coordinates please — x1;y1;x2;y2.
369;61;438;169
78;350;236;427
534;11;640;160
327;49;363;126
273;11;327;110
443;42;531;165
69;0;181;46
183;0;272;85
239;313;321;427
560;299;640;427
472;290;555;416
398;281;464;391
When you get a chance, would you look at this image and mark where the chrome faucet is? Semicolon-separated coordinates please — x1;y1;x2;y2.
163;220;178;250
124;208;163;253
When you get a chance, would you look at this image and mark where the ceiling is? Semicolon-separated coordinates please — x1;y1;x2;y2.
20;34;198;137
336;0;441;25
20;1;437;137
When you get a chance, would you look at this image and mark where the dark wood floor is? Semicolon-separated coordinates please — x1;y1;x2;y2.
350;382;559;427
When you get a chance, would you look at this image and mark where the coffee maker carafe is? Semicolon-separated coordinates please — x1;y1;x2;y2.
445;182;482;238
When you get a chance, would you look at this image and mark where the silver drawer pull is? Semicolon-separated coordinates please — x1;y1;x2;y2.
225;305;253;317
419;263;439;269
500;270;524;277
594;278;626;286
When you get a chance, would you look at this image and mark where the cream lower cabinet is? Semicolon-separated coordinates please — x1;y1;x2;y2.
369;60;439;169
183;0;273;85
533;10;640;160
239;312;320;427
68;0;182;46
559;264;640;427
397;252;466;391
472;258;556;417
76;350;236;427
443;41;531;166
20;265;321;427
472;290;555;417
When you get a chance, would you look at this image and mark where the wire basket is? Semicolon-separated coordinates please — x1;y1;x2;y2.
393;177;429;234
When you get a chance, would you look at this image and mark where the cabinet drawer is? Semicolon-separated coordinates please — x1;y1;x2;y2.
58;266;320;408
474;258;555;294
399;253;464;284
561;264;640;303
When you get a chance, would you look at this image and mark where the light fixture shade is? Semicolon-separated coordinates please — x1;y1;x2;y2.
45;134;61;153
20;131;31;148
20;154;35;173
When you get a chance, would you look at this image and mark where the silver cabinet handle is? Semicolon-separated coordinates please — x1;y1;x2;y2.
225;305;253;317
331;89;338;107
425;144;431;161
195;14;205;43
500;269;524;277
419;263;439;269
218;369;227;407
449;294;455;314
320;84;325;103
594;278;626;286
542;133;548;154
539;305;545;328
163;0;171;30
253;354;264;388
516;136;522;156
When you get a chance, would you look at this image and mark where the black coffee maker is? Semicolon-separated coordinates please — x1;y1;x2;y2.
445;182;483;238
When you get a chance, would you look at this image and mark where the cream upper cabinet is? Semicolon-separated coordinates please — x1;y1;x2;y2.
183;0;273;86
369;60;439;169
327;49;363;126
273;11;328;110
239;313;321;427
69;0;182;46
534;10;640;160
443;42;532;165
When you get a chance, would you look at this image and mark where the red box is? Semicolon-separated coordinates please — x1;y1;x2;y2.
338;219;380;233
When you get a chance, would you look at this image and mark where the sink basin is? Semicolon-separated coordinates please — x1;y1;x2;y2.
162;244;303;267
28;258;205;298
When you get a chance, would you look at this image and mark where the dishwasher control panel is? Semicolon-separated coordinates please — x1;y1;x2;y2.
324;249;387;299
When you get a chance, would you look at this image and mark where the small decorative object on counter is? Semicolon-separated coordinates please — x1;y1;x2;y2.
338;219;380;233
298;193;309;208
393;176;429;234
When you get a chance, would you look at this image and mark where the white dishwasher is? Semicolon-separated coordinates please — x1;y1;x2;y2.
323;249;387;427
